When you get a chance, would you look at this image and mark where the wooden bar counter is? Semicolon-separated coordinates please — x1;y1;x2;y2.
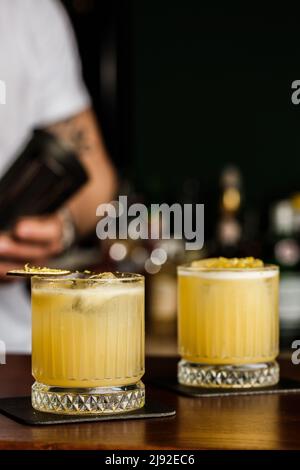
0;355;300;450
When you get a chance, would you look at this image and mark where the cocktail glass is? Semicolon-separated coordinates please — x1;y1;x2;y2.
177;261;279;388
31;272;145;414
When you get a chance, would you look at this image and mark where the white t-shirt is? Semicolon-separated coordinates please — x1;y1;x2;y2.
0;0;90;353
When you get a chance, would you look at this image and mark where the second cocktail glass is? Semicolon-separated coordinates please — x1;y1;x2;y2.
177;258;279;388
31;272;145;414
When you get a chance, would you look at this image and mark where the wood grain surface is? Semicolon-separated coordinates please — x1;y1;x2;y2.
0;355;300;450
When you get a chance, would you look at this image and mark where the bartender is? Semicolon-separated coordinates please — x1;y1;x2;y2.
0;0;117;352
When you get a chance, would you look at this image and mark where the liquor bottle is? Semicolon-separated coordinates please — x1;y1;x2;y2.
211;165;244;257
146;208;185;337
149;245;179;331
266;199;300;348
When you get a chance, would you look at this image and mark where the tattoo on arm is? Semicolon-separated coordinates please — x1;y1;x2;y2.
46;117;92;157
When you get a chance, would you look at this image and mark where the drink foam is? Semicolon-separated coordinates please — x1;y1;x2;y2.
178;268;278;280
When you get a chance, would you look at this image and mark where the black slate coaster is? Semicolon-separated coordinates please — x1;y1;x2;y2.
150;377;300;397
0;397;175;426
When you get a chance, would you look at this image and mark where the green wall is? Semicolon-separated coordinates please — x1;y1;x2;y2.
132;1;300;207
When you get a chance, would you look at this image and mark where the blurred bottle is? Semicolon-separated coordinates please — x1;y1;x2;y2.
146;239;185;336
179;177;208;263
268;200;300;271
212;165;244;257
266;198;300;347
145;196;187;337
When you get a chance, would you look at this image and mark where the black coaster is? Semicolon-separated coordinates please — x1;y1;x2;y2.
0;397;175;426
150;377;300;397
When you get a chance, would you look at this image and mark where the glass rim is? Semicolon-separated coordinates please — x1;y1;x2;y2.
177;263;279;274
31;272;144;284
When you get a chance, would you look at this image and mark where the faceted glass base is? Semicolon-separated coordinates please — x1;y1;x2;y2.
32;380;145;415
178;359;279;388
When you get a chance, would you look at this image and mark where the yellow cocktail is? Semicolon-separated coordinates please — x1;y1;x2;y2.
177;257;279;388
31;272;145;414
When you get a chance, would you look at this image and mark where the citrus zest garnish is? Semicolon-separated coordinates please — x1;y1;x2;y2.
23;263;67;273
191;257;264;269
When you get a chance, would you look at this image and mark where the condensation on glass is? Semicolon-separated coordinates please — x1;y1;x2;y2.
31;273;145;414
177;264;279;388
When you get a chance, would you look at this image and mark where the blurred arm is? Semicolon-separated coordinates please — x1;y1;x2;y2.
46;108;118;237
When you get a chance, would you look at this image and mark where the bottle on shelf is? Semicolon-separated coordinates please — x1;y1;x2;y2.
266;198;300;348
211;165;244;258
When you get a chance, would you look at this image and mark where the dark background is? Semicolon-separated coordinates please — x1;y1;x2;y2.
62;0;300;230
